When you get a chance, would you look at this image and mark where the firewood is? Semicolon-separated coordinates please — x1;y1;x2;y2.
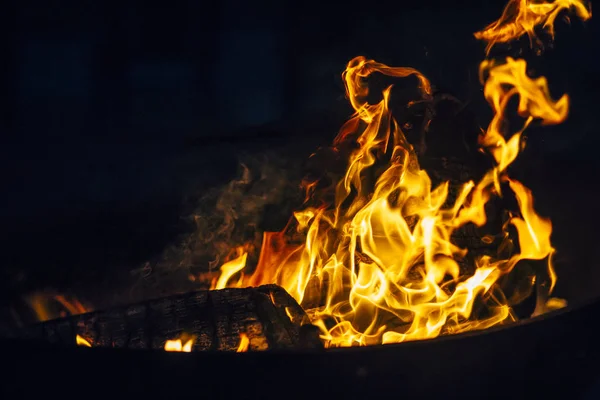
15;284;322;351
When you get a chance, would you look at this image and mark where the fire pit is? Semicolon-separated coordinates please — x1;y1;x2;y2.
3;297;600;398
2;1;598;398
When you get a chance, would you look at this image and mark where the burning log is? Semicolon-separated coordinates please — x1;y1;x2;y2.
15;284;322;351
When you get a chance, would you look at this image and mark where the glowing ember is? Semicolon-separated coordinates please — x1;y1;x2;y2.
236;333;250;352
76;335;92;347
211;0;590;347
164;335;195;352
474;0;591;54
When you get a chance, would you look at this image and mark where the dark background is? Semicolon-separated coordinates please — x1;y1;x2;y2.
1;0;598;316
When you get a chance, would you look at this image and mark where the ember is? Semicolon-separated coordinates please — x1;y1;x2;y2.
208;0;590;347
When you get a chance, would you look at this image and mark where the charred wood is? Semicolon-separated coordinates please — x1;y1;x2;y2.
15;285;322;352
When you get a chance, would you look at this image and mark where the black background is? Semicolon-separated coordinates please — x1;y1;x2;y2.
1;0;598;316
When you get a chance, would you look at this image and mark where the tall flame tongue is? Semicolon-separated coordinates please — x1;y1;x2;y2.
474;0;591;55
212;1;589;347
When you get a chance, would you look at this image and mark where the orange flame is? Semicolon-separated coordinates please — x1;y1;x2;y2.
236;333;250;352
475;0;591;54
212;51;570;346
38;0;581;351
27;292;89;322
209;0;584;346
164;334;195;352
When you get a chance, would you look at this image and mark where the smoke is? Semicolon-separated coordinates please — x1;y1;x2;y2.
139;148;306;292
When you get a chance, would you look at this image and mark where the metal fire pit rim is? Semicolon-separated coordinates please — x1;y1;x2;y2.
13;292;598;357
4;294;599;400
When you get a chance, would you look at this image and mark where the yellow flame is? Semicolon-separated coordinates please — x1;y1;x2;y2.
164;335;195;352
210;0;578;347
479;57;569;174
475;0;591;54
212;55;567;346
236;333;250;352
76;334;92;347
211;247;248;290
15;0;585;352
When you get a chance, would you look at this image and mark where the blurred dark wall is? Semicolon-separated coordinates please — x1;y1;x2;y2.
4;1;598;221
1;0;599;309
1;0;598;252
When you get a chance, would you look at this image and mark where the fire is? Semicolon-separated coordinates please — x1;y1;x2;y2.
236;333;250;352
478;56;569;174
27;292;88;322
164;334;195;352
76;334;92;347
210;0;587;347
474;0;591;54
210;246;249;290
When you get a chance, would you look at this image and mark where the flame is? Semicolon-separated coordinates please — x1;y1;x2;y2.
164;338;194;352
76;334;92;347
213;53;568;346
21;0;580;350
164;334;195;352
210;246;249;290
27;292;89;322
209;0;583;347
475;0;591;54
478;57;569;174
236;333;250;352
